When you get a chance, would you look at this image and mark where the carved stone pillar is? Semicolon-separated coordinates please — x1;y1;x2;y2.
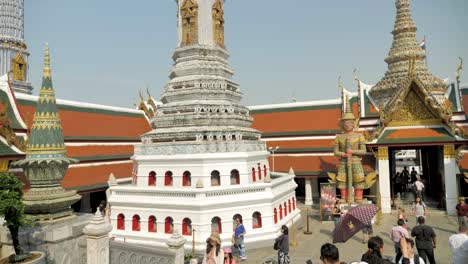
166;231;187;264
377;147;391;213
443;145;458;215
305;178;313;206
83;212;112;264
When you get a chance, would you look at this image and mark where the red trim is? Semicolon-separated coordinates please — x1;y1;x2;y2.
148;171;156;186
132;215;140;231
273;208;278;224
165;171;173;186
211;217;222;234
148;216;156;232
279;205;283;220
252;212;262;229
182;218;192;235
165;217;173;234
183;171;191;186
251;168;256;182
257;165;262;180
284;202;288;216
117;214;125;230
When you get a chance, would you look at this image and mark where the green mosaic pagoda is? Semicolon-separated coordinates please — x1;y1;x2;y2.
13;44;80;222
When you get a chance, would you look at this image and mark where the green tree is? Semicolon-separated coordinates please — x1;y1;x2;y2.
0;172;26;256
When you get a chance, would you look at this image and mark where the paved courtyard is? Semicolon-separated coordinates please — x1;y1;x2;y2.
241;202;457;264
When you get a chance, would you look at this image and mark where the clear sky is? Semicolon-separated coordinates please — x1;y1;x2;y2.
25;0;468;108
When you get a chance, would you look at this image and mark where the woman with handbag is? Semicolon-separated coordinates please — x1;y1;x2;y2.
274;225;290;264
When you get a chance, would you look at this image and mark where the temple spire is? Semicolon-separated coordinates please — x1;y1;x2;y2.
12;44;80;223
368;0;447;107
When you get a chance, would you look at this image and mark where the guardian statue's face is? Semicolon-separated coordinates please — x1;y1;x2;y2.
343;120;355;132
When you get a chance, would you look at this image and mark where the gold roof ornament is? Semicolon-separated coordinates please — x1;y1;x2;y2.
456;57;463;80
368;0;447;107
341;94;356;121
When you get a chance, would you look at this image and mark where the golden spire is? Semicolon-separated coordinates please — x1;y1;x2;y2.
43;43;51;78
342;94;355;120
369;0;447;107
456;57;463;80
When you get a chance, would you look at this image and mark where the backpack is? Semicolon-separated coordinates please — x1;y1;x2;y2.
414;254;420;264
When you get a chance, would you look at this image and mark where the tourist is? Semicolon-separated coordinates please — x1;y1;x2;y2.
320;243;340;264
410;168;418;184
223;247;236;264
410;217;436;264
413;178;425;201
331;199;343;225
395;172;402;198
411;197;426;224
232;217;246;261
392;219;409;263
202;232;224;264
362;223;373;244
402;167;409;197
449;225;468;250
398;207;408;224
361;236;412;264
455;197;468;227
398;238;425;264
274;225;290;264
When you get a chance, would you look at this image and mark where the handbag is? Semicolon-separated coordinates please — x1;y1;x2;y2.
273;240;279;250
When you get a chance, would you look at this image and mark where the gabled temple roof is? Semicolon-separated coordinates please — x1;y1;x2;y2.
376;127;456;145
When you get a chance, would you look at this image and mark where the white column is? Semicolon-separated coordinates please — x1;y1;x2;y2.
305;178;313;206
444;145;458;216
83;212;112;264
378;147;391;213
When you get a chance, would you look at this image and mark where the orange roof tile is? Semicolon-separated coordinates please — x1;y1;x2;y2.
251;109;341;133
66;145;134;157
62;162;133;190
269;155;375;174
266;139;334;149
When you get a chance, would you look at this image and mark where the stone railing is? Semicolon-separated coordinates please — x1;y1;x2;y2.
134;140;266;155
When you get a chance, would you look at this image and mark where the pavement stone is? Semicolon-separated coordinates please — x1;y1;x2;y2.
240;203;457;264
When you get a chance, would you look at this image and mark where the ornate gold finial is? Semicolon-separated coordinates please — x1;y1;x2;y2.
456;57;463;80
338;75;344;92
44;43;51;78
353;68;362;91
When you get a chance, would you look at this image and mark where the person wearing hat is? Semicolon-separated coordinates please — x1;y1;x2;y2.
456;197;468;228
202;232;224;264
223;247;236;264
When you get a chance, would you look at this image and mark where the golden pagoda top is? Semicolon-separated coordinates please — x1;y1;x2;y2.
369;0;447;108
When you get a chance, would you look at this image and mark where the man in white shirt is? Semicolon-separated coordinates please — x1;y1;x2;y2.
449;225;468;264
413;178;425;200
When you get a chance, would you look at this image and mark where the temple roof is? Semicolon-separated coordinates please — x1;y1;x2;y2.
375;127;456;145
368;0;447;107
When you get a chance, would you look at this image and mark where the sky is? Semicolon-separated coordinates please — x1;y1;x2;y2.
24;0;468;108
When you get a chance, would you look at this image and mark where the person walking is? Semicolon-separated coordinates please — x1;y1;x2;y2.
449;225;468;264
274;225;290;264
232;217;246;261
361;236;413;264
223;248;236;264
320;243;340;264
413;178;425;201
398;238;425;264
202;232;224;264
455;197;468;227
398;207;408;225
411;217;436;264
392;219;409;263
410;168;418;184
412;197;426;224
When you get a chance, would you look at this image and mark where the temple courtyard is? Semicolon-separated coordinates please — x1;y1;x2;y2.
243;201;456;264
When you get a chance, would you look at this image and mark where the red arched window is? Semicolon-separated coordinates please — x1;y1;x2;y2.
257;164;262;180
165;217;174;234
148;216;156;233
251;168;256;182
182;218;192;236
288;200;292;213
230;169;240;185
263;165;267;178
132;215;141;231
164;171;173;186
273;208;278;224
183;171;191;187
284;202;288;216
117;214;125;230
279;205;283;220
211;217;222;234
211;170;220;186
292;197;296;210
148;171;156;186
252;212;262;229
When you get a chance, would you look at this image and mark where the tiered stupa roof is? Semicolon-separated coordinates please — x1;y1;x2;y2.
13;44;80;222
369;0;447;107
